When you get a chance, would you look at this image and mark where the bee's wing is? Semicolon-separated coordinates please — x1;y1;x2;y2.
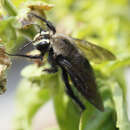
72;38;116;64
57;55;104;111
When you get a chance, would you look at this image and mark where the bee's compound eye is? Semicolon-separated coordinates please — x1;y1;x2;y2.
33;39;50;46
35;41;49;51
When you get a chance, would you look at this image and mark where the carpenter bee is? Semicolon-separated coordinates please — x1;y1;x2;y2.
7;13;116;111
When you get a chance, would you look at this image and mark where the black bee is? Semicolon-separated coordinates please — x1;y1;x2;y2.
7;13;116;111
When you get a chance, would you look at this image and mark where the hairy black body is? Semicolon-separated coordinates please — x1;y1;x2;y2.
7;13;116;111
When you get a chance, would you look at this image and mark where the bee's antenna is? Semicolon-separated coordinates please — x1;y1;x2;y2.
19;40;34;51
30;13;56;34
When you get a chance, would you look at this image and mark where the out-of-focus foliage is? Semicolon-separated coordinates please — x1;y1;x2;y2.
0;0;53;51
0;0;130;130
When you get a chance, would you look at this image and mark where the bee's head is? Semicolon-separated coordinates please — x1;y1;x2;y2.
32;30;50;51
20;12;56;51
20;30;50;51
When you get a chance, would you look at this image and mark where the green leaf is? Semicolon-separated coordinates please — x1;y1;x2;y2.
14;64;61;130
45;128;59;130
0;17;17;50
79;80;116;130
11;0;27;8
14;79;51;130
103;56;130;75
53;92;81;130
52;75;81;130
80;108;116;130
1;0;17;16
110;82;130;130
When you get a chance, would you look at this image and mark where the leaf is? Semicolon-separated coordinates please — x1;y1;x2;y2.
11;0;27;8
0;17;17;50
106;57;130;74
79;79;116;130
53;76;81;130
21;64;81;130
94;56;130;77
80;108;116;130
14;79;51;130
1;0;17;16
110;83;130;130
14;64;60;130
45;128;59;130
21;64;44;80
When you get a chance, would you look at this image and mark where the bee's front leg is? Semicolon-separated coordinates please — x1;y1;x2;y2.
6;53;43;60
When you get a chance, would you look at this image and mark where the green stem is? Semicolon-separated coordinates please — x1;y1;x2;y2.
1;0;17;16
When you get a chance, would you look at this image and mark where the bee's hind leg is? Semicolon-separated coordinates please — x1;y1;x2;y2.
61;67;85;111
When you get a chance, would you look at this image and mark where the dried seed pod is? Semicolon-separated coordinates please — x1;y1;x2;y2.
0;43;11;94
17;2;54;29
0;66;7;95
0;45;11;67
28;2;54;11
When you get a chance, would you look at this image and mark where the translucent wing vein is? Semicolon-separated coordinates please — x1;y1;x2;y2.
72;38;116;64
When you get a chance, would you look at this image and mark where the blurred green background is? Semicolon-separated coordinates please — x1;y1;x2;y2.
0;0;130;130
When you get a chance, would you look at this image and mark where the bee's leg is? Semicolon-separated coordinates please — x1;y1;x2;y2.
6;53;43;60
43;48;58;73
56;55;85;94
61;68;85;111
56;55;86;111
